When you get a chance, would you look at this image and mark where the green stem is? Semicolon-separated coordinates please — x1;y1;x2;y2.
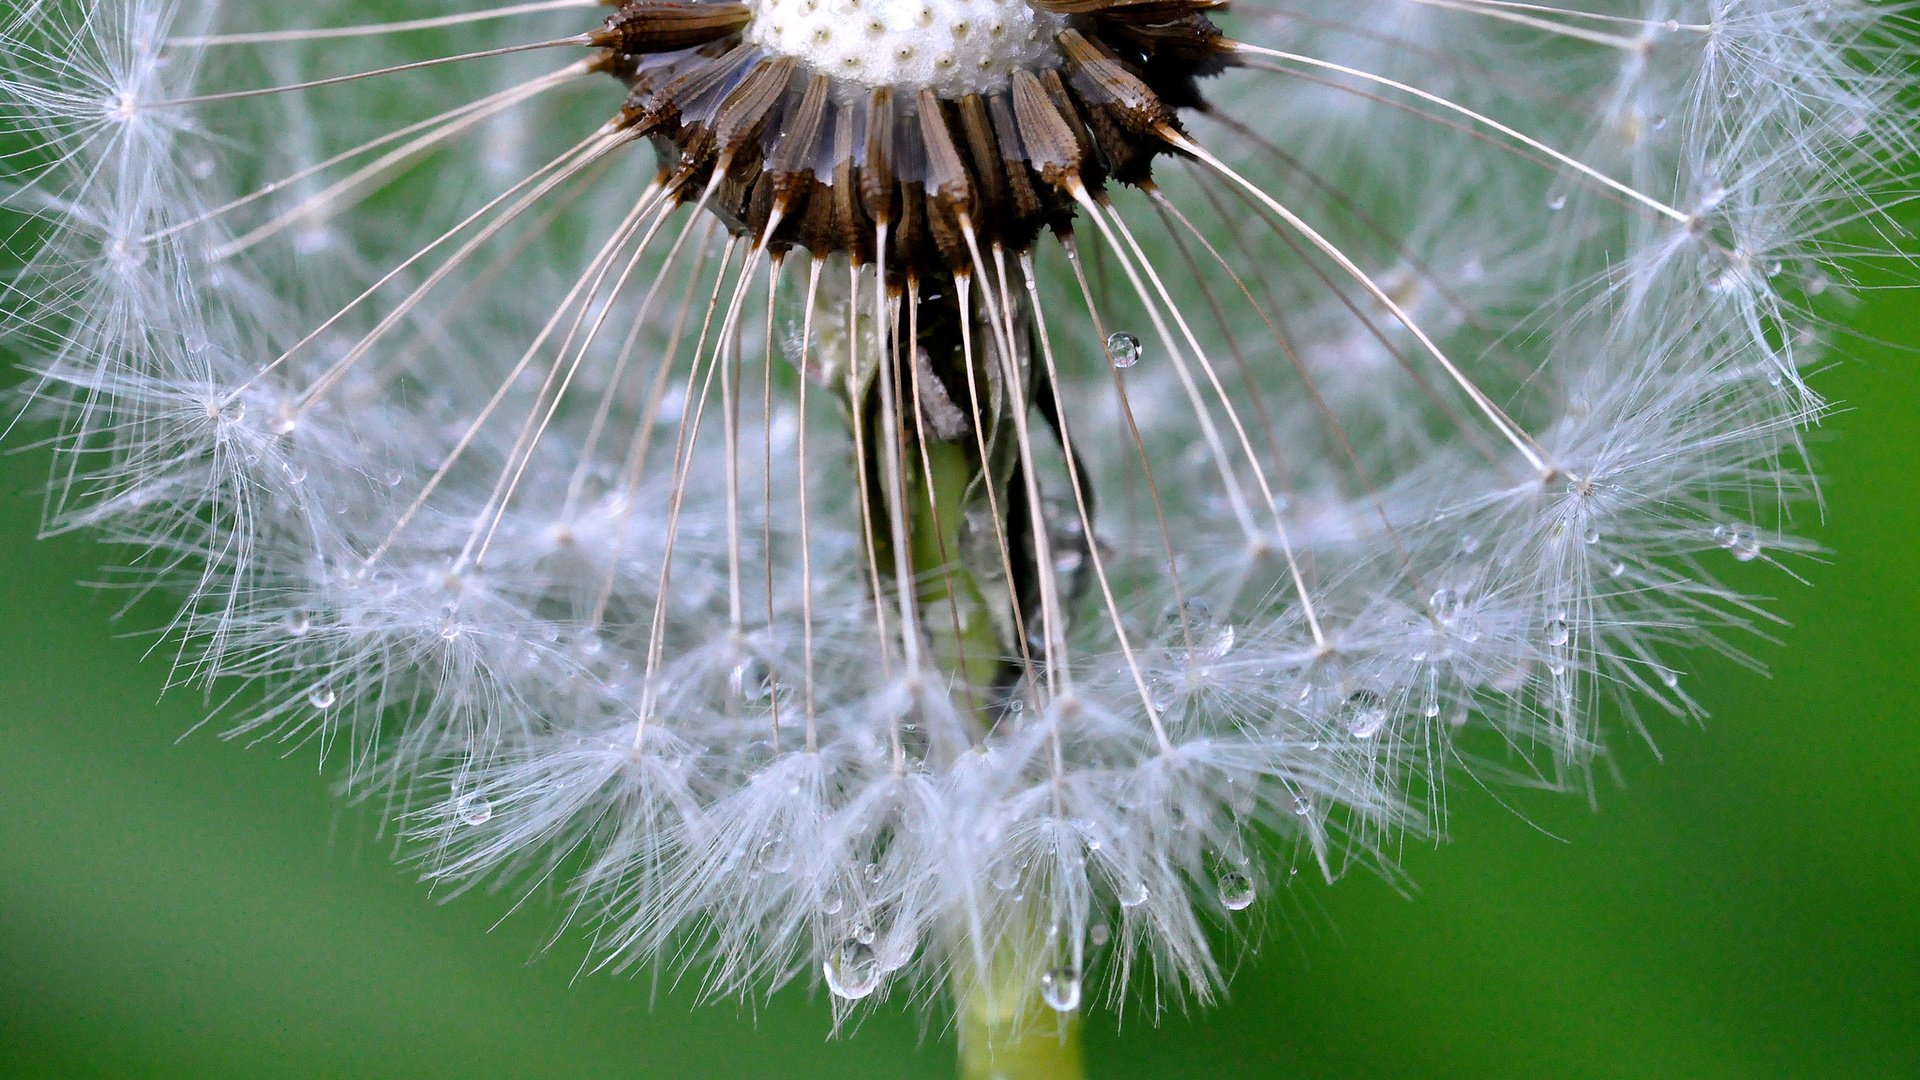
956;952;1087;1080
844;280;1083;1079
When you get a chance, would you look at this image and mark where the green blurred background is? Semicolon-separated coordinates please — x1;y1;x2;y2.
5;55;1920;1080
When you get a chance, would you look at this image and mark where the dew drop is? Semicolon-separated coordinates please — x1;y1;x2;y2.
990;858;1022;891
1041;967;1082;1012
824;940;880;1000
1717;523;1762;562
757;837;793;874
284;610;312;637
1544;616;1571;647
1429;587;1462;621
1343;689;1389;739
456;792;493;826
1088;923;1110;947
1217;871;1256;911
1105;331;1142;369
821;887;845;916
1156;599;1215;648
307;685;336;710
1116;879;1149;908
1292;794;1313;817
1547;192;1568;211
730;656;777;702
1582;525;1601;545
1609;560;1628;578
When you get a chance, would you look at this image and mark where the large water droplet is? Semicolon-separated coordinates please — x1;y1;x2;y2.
1116;879;1149;908
1105;331;1142;369
307;685;337;710
990;858;1022;892
1217;871;1256;911
1429;587;1462;622
1343;690;1388;739
1716;523;1762;562
730;655;776;703
284;610;312;637
456;792;493;826
1041;967;1082;1012
824;940;880;1000
757;836;793;874
1544;616;1571;647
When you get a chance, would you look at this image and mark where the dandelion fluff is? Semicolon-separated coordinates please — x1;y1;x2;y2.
3;0;1914;1066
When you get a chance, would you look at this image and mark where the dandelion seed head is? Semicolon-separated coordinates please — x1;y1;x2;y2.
4;0;1915;1036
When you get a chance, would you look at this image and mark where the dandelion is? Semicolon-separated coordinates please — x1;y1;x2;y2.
3;0;1914;1073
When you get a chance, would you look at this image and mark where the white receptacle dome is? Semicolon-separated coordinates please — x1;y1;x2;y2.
743;0;1065;98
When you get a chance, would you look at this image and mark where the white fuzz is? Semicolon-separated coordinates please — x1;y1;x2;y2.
3;0;1914;1033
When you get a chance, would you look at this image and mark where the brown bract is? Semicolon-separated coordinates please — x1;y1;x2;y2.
589;0;1230;283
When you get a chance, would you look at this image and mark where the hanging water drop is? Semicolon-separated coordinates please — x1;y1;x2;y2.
1217;871;1256;911
307;684;336;710
284;610;312;637
1343;689;1388;739
824;940;880;1000
1545;616;1571;647
1105;330;1142;369
1116;878;1149;908
757;836;793;874
456;792;493;826
1041;967;1082;1012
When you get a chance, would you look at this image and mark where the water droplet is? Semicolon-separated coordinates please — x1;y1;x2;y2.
438;618;463;641
1609;560;1628;578
821;887;845;916
1105;331;1142;369
730;656;776;702
1292;794;1312;817
757;837;793;874
456;792;493;826
1116;879;1149;908
1217;871;1256;911
1545;616;1571;647
990;858;1022;891
1429;588;1462;621
1158;599;1222;656
1088;923;1110;947
1547;192;1568;211
1582;525;1601;545
1041;967;1082;1012
824;940;880;1000
1717;523;1762;562
307;685;336;710
1343;689;1389;739
284;610;312;637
